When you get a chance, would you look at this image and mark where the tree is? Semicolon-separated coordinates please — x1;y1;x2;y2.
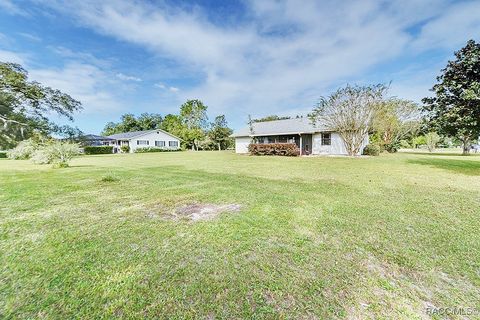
102;113;163;136
179;99;208;150
0;62;82;149
310;84;388;156
160;114;185;139
253;115;291;122
422;40;480;155
371;98;422;152
425;132;440;152
208;115;233;150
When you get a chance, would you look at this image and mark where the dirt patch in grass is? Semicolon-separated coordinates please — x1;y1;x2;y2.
137;202;242;221
172;203;242;221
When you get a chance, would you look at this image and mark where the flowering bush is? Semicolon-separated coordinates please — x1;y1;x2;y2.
31;141;80;167
7;139;38;159
248;143;300;156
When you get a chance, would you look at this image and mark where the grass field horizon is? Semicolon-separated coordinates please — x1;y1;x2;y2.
1;151;479;319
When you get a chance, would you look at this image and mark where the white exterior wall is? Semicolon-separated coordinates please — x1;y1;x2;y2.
312;132;369;155
235;137;251;153
128;130;180;153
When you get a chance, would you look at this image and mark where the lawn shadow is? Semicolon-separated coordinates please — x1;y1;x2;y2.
400;151;480;157
407;158;480;176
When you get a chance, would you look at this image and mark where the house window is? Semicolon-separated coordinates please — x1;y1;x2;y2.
321;133;331;146
169;141;178;147
137;140;149;145
155;141;165;147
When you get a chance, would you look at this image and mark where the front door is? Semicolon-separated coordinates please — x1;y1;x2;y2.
301;134;312;155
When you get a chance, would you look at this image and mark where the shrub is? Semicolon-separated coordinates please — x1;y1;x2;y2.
425;132;440;152
7;139;38;159
363;144;380;156
0;151;7;158
399;139;411;149
384;142;400;153
31;141;80;167
248;143;300;156
84;146;113;155
100;174;120;182
120;145;130;153
134;147;181;153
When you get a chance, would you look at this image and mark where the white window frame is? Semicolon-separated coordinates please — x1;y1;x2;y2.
155;141;165;147
168;141;178;148
137;140;149;146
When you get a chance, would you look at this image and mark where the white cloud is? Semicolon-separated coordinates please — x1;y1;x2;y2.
26;0;480;126
412;1;480;51
155;82;179;93
0;49;26;64
115;72;142;82
29;62;124;114
18;32;42;42
0;0;29;16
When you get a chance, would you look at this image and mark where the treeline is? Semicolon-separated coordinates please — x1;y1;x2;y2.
102;99;233;151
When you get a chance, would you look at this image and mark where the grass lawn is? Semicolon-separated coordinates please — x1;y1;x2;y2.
1;151;479;319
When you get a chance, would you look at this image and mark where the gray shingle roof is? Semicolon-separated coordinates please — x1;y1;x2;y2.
80;134;114;141
232;117;328;137
107;129;182;141
107;130;152;140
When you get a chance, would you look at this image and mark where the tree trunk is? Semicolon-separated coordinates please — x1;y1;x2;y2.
218;143;221;151
462;137;470;155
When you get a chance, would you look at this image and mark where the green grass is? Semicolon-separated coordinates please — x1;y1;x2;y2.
1;151;479;319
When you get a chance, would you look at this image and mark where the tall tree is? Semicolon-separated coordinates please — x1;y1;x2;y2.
102;113;163;136
160;114;185;140
422;40;480;155
371;98;422;152
179;99;208;150
0;62;82;149
208;115;233;150
310;84;388;156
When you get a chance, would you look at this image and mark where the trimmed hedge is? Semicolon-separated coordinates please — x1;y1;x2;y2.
0;151;7;158
363;144;380;156
120;145;130;153
248;143;300;156
134;147;181;153
84;146;113;155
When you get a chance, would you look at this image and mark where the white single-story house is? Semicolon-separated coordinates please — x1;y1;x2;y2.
231;117;368;156
105;129;181;153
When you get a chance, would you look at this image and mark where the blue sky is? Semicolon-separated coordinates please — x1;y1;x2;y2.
1;0;479;134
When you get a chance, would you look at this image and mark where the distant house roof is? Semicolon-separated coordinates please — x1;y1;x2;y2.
231;117;328;137
80;134;114;141
107;129;182;141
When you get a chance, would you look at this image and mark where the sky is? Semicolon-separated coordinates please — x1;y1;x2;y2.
1;0;479;134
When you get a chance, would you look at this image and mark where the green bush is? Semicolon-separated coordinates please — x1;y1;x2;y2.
384;142;399;153
134;147;181;153
363;144;380;156
399;140;411;149
0;151;7;158
248;143;300;156
84;146;113;155
120;145;130;153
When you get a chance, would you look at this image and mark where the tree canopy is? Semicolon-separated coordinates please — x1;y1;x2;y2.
179;99;208;150
310;84;388;156
0;62;82;149
370;98;422;152
208;115;233;150
102;113;163;136
422;39;480;154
